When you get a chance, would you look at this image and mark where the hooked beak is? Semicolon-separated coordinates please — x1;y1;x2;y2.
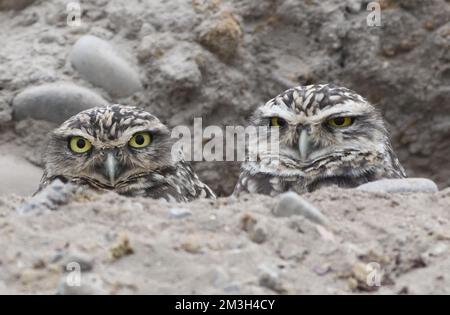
298;129;313;161
105;152;119;186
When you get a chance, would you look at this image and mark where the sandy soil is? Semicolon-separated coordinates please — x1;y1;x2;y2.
0;187;449;294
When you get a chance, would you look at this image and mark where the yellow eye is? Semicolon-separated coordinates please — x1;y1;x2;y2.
270;117;286;127
129;132;151;149
327;117;354;128
69;136;92;154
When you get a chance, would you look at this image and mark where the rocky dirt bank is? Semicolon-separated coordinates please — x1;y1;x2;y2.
1;186;449;294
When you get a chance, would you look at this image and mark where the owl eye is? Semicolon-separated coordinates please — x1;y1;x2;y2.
129;132;151;149
327;117;354;128
69;136;92;154
269;117;287;128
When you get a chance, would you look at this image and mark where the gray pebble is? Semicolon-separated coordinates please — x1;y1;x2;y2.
60;252;94;272
70;35;142;98
420;242;448;266
56;273;107;295
273;192;329;226
357;178;439;193
345;0;362;13
258;264;286;294
12;82;107;124
246;219;271;244
249;225;268;244
17;179;78;214
0;0;35;10
169;208;192;219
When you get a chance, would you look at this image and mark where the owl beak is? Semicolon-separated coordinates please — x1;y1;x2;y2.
105;152;119;186
298;129;313;161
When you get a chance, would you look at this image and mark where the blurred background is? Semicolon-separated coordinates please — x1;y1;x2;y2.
0;0;449;197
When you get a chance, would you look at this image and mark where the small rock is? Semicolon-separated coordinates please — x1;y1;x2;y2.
345;0;362;13
16;11;39;26
56;273;107;295
17;179;78;213
181;241;202;254
158;45;202;90
169;208;192;219
313;263;331;276
70;35;142;98
420;242;448;265
273;192;329;226
0;0;35;10
350;262;382;292
60;252;94;272
198;12;242;61
19;268;46;285
240;213;257;232
208;267;240;293
240;213;269;244
357;178;439;193
137;34;170;63
110;233;134;260
248;223;268;244
12;82;107;124
258;264;287;294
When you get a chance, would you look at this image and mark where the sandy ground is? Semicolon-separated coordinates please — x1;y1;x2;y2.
1;0;449;196
0;187;449;294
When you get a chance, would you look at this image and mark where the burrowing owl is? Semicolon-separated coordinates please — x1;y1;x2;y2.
39;105;215;202
233;84;406;196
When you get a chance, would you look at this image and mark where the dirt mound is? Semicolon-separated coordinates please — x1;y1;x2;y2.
0;187;449;294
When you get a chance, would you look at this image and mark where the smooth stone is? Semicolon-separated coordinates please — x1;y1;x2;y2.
0;155;42;196
357;178;439;193
59;252;94;272
169;207;192;219
257;264;286;294
12;82;107;123
0;0;35;10
273;192;329;226
70;35;142;98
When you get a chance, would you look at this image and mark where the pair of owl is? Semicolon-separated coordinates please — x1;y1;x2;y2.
38;84;406;202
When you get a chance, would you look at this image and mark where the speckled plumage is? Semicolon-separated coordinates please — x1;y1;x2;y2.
233;84;406;197
39;105;215;202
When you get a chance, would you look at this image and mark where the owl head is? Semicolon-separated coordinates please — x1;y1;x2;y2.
247;84;405;179
42;105;176;190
